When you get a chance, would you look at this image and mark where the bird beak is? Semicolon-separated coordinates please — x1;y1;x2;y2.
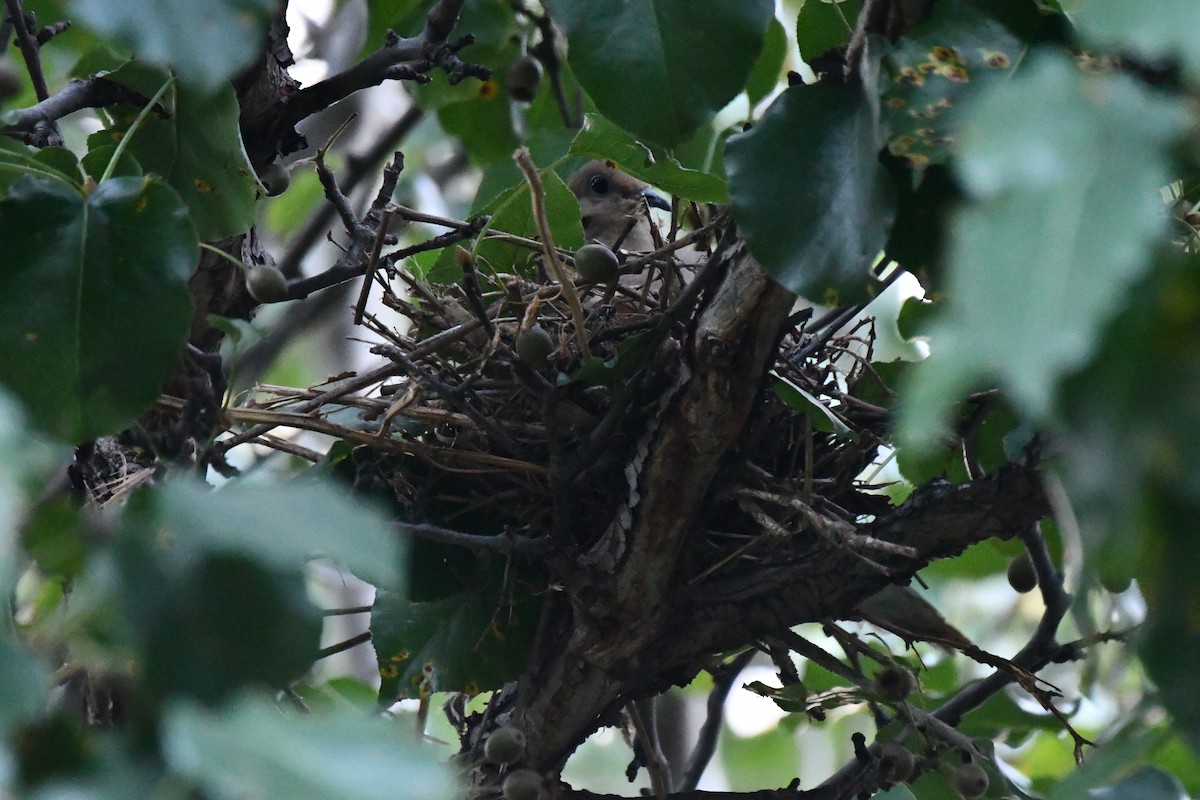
640;189;671;211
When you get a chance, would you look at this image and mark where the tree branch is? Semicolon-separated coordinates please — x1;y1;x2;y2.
1;76;153;134
283;0;489;125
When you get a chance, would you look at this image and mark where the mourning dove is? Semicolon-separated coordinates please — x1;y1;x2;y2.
569;159;670;252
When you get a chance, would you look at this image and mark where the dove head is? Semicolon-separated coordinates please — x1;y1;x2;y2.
569;159;669;251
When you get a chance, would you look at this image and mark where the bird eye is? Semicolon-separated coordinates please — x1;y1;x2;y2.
588;174;610;195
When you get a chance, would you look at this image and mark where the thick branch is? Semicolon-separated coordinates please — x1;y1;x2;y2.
2;76;151;133
511;242;795;770
667;464;1049;669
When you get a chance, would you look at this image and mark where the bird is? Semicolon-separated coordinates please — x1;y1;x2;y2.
569;159;670;252
856;584;975;651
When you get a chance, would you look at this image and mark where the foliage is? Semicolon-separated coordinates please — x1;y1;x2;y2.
1;0;1200;798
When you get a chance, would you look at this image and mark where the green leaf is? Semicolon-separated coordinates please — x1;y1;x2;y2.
796;0;862;60
726;79;895;304
154;477;404;590
881;1;1026;172
35;147;85;186
0;388;66;586
746;15;788;107
117;544;322;706
899;52;1188;449
0;175;196;442
0;137;83;192
569;113;729;202
86;66;258;240
1057;255;1200;556
0;632;46;732
1047;725;1173;800
362;0;428;61
1138;492;1200;757
545;0;775;145
884;164;960;280
432;166;583;283
81;144;143;182
1073;0;1200;84
875;787;918;800
438;89;520;164
373;586;537;701
22;495;89;581
957;691;1063;744
67;0;274;91
719;724;799;791
26;747;161;800
163;694;457;800
771;373;858;440
1087;767;1190;800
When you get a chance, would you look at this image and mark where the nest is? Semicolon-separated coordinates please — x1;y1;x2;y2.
224;220;900;588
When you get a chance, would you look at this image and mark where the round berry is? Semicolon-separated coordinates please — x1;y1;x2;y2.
516;325;554;368
505;57;543;102
878;742;915;784
502;768;543;800
874;665;915;702
484;726;526;765
245;264;288;303
260;162;291;196
575;243;619;283
1006;552;1038;593
952;762;989;799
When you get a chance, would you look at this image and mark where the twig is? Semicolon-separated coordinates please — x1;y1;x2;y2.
513;147;590;358
276;106;424;279
4;0;50;101
286;217;487;300
383;347;525;458
355;205;396;324
323;606;373;616
403;521;550;557
283;0;489;125
677;650;755;792
457;246;497;339
628;701;671;800
317;631;372;660
213;320;486;453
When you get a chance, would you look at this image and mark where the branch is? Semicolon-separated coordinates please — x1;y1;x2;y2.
285;216;486;300
511;243;795;770
283;0;489;124
404;521;551;557
1;76;153;134
4;0;50;101
677;650;755;792
666;464;1050;664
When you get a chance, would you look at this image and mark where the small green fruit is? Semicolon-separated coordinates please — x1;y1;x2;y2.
952;762;989;799
516;325;554;368
1006;552;1037;593
246;263;288;303
0;60;22;101
878;742;915;784
502;768;543;800
505;56;543;102
260;162;291;196
873;665;915;702
484;726;526;765
1099;562;1133;594
575;243;619;283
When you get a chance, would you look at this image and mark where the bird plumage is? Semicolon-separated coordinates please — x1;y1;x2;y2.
568;159;669;252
